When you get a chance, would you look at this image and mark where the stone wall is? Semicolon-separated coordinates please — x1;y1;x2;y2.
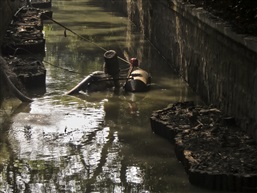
110;0;257;139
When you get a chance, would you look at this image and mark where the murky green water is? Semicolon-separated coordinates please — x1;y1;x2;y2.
0;0;232;193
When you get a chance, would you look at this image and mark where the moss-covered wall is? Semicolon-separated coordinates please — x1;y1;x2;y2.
109;0;257;140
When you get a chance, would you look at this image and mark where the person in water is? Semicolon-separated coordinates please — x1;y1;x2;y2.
66;50;151;95
123;57;151;92
66;50;120;94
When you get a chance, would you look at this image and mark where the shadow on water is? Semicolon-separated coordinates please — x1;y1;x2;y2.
0;0;233;193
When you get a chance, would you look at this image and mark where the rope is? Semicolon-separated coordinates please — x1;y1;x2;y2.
10;47;83;74
8;6;133;74
43;14;130;65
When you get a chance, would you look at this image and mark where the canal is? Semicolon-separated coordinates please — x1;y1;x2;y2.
0;0;232;192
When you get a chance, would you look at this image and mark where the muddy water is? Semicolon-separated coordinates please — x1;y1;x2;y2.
0;0;230;193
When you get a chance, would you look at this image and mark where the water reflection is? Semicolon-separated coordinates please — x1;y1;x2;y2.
0;0;229;192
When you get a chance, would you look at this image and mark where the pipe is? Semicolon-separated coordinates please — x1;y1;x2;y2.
65;71;130;95
65;74;94;95
103;50;120;89
1;70;33;103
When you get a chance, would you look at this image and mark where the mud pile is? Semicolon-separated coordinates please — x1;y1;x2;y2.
4;56;46;88
150;101;257;192
0;6;52;101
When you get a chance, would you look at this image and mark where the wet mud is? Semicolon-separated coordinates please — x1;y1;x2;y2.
2;7;52;55
151;101;257;192
4;56;46;88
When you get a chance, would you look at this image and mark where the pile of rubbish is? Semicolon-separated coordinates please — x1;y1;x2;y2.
1;6;52;91
150;101;257;192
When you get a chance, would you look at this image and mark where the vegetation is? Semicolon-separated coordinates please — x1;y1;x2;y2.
183;0;257;36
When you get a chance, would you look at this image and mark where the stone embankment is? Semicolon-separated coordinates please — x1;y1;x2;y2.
0;2;52;102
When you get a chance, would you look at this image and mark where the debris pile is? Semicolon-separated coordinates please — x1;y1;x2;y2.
1;6;52;91
150;101;257;192
2;7;52;55
4;56;46;88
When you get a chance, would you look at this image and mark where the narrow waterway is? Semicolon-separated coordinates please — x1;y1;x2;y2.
0;0;232;193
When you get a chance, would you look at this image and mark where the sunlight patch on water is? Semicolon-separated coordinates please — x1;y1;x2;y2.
126;166;143;184
8;96;107;161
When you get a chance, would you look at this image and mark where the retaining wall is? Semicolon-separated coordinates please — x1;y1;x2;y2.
110;0;257;139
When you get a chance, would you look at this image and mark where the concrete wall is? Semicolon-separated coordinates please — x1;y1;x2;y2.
110;0;257;139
